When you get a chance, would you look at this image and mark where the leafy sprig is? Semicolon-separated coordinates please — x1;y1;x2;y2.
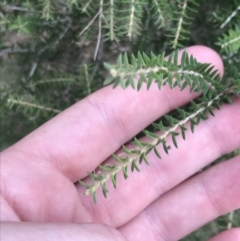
208;0;240;29
150;0;170;29
7;95;61;116
104;50;223;97
217;24;240;54
167;0;199;48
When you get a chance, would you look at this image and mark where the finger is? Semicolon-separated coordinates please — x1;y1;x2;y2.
118;155;240;241
208;228;240;241
4;46;224;181
77;97;240;227
1;222;128;241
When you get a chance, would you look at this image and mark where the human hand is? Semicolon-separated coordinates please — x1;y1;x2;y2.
1;46;240;241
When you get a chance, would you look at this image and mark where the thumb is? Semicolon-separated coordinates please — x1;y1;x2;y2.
1;222;128;241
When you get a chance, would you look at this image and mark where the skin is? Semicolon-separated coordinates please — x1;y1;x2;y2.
1;45;240;241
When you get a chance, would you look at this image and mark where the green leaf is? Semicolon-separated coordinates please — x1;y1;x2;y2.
147;75;154;90
157;73;163;89
139;153;150;165
162;140;169;154
103;76;114;86
103;62;113;71
158;52;165;66
111;173;117;188
117;54;123;66
143;52;150;63
129;75;135;89
137;75;144;91
101;182;108;198
123;166;128;179
181;51;187;65
119;76;126;89
153;146;161;159
190;118;197;133
167;74;173;88
207;107;215;117
79;180;90;188
165;115;178;126
112;154;126;163
113;79;120;88
92;191;97;204
138;51;145;66
133;137;144;147
131;159;140;172
122;145;132;155
143;130;159;140
226;95;233;104
131;54;137;68
167;51;174;64
180;124;188;140
142;154;150;165
171;131;179;148
158;121;168;132
88;172;98;181
173;50;178;65
99;164;117;172
123;53;129;68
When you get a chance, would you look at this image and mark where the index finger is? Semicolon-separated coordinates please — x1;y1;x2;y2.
4;46;224;181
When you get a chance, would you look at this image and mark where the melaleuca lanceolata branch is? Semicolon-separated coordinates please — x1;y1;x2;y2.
217;24;240;54
7;95;61;114
172;0;188;48
104;51;223;97
79;91;234;203
168;0;199;48
220;4;240;29
79;50;239;203
151;0;166;28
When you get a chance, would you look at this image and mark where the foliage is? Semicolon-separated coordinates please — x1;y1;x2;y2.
80;51;239;200
1;0;240;240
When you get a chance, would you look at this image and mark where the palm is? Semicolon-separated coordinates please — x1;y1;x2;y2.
1;46;240;241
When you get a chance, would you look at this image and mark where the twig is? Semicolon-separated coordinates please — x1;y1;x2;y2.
1;4;28;12
28;62;38;78
227;211;234;229
39;17;72;55
28;17;72;78
84;64;91;95
79;11;100;37
220;5;240;29
94;0;104;60
0;48;29;57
